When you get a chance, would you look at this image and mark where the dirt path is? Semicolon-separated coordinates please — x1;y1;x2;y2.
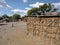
0;21;42;45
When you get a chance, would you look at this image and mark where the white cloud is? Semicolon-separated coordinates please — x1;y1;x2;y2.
11;9;27;13
0;0;11;9
25;7;31;10
11;8;32;16
23;0;28;3
29;2;60;8
0;5;3;7
6;4;11;9
52;3;60;7
11;9;28;16
29;2;44;7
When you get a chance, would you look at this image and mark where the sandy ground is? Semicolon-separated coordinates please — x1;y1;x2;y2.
0;21;43;45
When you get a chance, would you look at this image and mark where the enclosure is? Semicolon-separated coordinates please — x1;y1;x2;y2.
27;16;60;45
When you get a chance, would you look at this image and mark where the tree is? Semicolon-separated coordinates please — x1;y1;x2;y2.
12;14;21;21
27;4;58;15
39;4;58;15
27;8;39;16
1;14;10;22
2;14;9;19
0;17;2;20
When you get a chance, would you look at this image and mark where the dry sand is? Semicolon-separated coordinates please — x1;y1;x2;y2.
0;21;42;45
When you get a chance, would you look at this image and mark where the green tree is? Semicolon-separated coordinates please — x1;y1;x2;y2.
27;4;58;15
1;14;10;22
2;14;9;19
0;17;2;20
39;4;58;15
12;14;21;21
27;8;39;16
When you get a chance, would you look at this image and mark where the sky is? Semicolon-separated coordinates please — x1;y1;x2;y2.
0;0;60;16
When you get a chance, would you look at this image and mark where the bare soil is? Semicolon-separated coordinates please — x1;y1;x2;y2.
0;21;42;45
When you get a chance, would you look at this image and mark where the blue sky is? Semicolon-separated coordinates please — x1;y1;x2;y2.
0;0;60;16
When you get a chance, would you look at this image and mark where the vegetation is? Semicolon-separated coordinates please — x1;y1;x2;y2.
2;14;9;19
27;4;58;16
0;17;2;20
12;14;21;21
0;14;21;22
27;8;39;15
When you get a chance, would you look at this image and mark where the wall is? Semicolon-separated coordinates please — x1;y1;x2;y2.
27;16;60;45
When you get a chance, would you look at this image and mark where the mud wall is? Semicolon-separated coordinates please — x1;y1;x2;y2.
27;16;60;45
